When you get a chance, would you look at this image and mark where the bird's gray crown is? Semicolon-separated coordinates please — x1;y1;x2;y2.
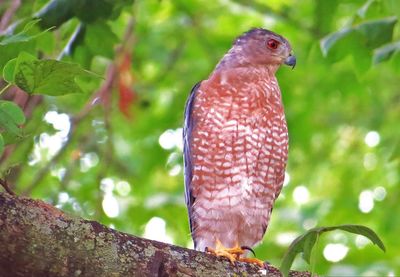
234;28;287;46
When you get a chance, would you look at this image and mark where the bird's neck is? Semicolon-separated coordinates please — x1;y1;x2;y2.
204;66;284;113
209;66;279;86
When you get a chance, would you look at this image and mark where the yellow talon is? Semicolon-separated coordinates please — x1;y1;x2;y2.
238;257;266;268
206;239;244;264
206;239;266;268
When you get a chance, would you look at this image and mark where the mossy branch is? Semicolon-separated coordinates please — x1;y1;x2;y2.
0;192;310;277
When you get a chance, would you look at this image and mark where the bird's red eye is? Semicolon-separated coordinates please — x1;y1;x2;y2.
267;39;279;50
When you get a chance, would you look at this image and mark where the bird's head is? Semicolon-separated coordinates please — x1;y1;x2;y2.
219;28;296;70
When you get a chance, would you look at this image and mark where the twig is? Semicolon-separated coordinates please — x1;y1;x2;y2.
0;178;15;195
22;17;136;196
21;120;77;196
151;40;186;86
0;83;12;95
0;0;21;32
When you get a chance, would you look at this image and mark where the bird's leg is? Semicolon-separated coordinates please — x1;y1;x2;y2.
205;239;244;264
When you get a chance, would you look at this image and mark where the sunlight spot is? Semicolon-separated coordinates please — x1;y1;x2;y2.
37;133;64;158
323;243;349;262
363;153;377;170
263;16;276;27
169;164;182;176
116;181;131;196
167;152;180;164
72;200;82;212
358;190;374;213
143;217;173;244
80;152;99;172
276;232;298;246
91;120;107;144
292;185;309;205
328;265;357;276
386;170;398;187
332;232;348;244
364;131;380;148
100;178;115;193
83;202;95;216
355;235;370;249
58;192;69;204
44;111;71;137
145;194;169;209
159;128;183;151
51;167;66;180
283;171;290;187
142;62;158;79
102;194;119;218
303;218;317;229
28;153;39;166
159;129;176;150
29;111;72;166
115;136;132;156
175;128;183;151
373;186;386;201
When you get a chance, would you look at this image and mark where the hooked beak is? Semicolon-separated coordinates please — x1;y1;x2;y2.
284;54;296;69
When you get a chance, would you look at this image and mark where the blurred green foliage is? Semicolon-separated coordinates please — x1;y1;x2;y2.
0;0;399;275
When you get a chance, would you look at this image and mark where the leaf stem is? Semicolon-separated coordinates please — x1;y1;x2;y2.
0;83;12;95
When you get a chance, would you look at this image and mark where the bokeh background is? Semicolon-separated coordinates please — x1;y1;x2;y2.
1;0;399;275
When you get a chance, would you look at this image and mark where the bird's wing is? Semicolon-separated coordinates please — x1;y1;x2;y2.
183;81;202;237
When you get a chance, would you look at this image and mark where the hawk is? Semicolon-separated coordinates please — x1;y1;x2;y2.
183;28;295;266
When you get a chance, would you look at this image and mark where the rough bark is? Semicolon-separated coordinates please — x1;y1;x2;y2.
0;192;310;277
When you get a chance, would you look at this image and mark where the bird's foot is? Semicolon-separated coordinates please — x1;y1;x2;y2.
238;257;267;268
206;240;266;268
206;239;244;265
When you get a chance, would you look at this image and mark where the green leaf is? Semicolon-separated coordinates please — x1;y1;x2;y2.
320;27;353;57
0;100;26;144
3;58;17;83
0;100;25;125
84;22;119;58
0;19;51;46
357;0;375;18
35;0;133;29
73;0;113;23
373;41;400;64
331;225;386;252
356;17;398;49
320;17;398;61
34;0;76;29
302;232;318;264
280;233;308;277
12;52;99;96
0;19;52;69
280;224;385;277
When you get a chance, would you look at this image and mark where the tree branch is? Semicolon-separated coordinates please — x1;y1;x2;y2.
0;192;310;277
0;0;21;32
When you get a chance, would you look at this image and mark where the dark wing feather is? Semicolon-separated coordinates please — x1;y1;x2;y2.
183;81;201;243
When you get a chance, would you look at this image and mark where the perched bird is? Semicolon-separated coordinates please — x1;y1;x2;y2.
183;28;295;266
